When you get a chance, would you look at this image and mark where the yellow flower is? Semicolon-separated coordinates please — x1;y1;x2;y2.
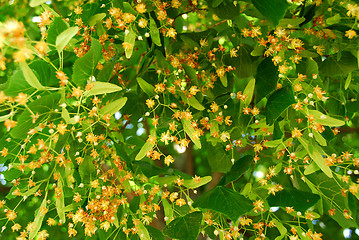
138;18;148;28
135;3;146;14
220;131;230;142
146;99;155;108
345;29;357;39
164;155;174;166
15;93;27;105
166;28;177;39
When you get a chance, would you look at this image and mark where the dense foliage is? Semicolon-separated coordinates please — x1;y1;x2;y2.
0;0;358;239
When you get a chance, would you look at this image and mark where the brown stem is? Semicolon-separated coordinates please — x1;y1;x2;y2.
185;142;195;175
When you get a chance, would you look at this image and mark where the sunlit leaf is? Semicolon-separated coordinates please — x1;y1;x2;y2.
56;26;79;53
84;82;122;97
19;62;45;90
99;97;127;116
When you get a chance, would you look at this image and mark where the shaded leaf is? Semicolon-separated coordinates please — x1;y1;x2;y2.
252;0;289;26
222;155;252;185
163;211;202;240
72;38;102;87
320;51;358;77
265;85;296;125
193;186;252;221
146;226;166;240
267;188;320;212
255;58;278;102
208;145;232;173
97;61;115;82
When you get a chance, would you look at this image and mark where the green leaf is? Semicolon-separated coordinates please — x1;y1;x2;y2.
56;27;79;53
307;110;345;127
84;82;122;97
163;211;202;240
99;97;127;116
193;186;252;221
187;96;205;111
123;2;137;15
180;35;200;50
267;188;320;212
97;61;115;82
265;85;296;125
88;13;106;26
264;139;282;148
274;219;287;240
4;69;33;97
255;57;278;102
150;17;161;47
72;38;102;87
11;93;61;139
61;107;76;125
19;62;45;90
279;17;305;27
251;0;289;26
208;145;233;173
136;220;151;240
79;157;95;183
212;0;224;7
222;155;252;185
29;197;47;239
21;183;42;197
220;74;227;87
320;51;358;77
306;173;358;228
41;4;60;17
135;141;154;161
162;199;173;223
326;14;341;25
29;0;47;7
47;18;69;49
299;138;332;178
124;28;136;59
55;178;66;223
313;131;326;146
227;44;257;79
345;72;352;90
182;176;212;189
0;113;12;122
137;77;155;96
182;119;201;149
146;226;166;240
183;65;198;84
243;78;255;106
